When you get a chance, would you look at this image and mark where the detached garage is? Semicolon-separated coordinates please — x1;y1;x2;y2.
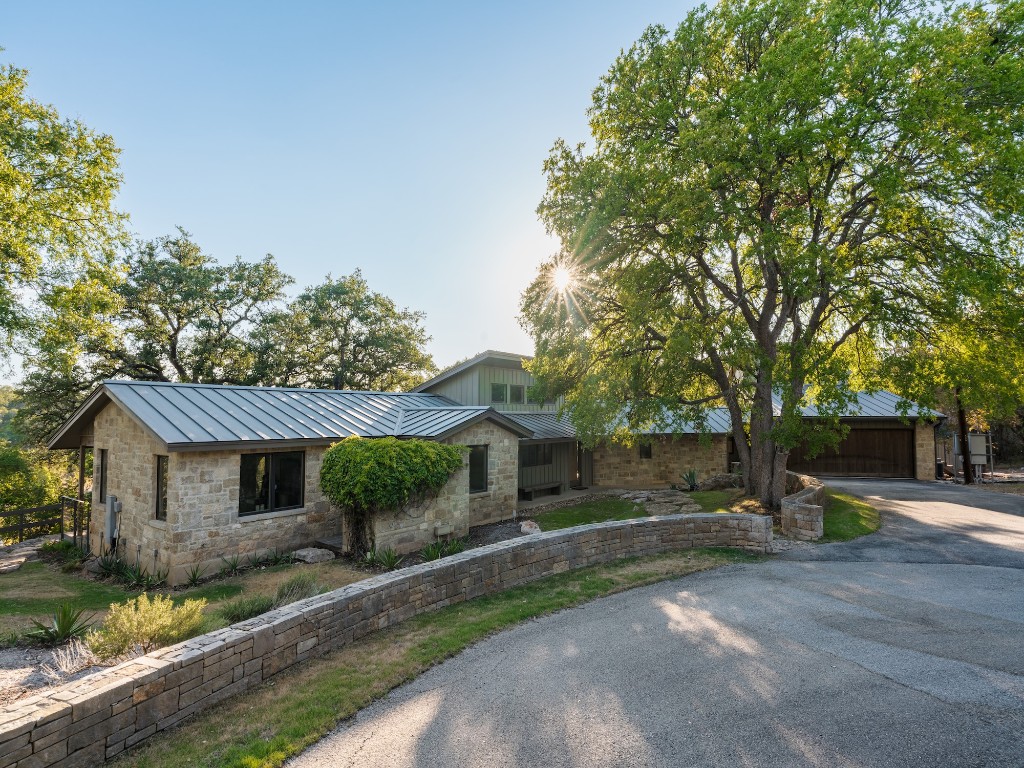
786;392;941;479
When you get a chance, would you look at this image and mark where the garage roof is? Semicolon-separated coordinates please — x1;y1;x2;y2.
48;381;532;452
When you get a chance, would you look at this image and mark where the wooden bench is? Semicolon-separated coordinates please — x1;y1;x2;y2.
519;482;562;501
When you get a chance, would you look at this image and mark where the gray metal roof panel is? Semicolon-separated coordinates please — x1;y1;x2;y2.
53;381;531;450
503;412;577;441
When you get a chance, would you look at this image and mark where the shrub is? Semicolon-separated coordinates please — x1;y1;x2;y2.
420;541;446;561
274;572;322;607
365;546;404;571
26;603;93;645
39;540;86;567
220;594;275;623
86;593;207;660
320;436;464;554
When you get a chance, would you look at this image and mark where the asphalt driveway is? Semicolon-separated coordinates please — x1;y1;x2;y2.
288;480;1024;768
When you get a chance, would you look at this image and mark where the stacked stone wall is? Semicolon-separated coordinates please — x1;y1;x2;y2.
0;512;771;767
593;435;728;488
915;421;937;481
91;404;341;586
781;472;825;540
365;463;470;554
444;421;518;526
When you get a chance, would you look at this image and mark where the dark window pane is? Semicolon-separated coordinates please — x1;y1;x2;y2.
99;449;108;504
272;451;304;510
239;454;270;515
490;383;506;403
639;443;653;460
509;384;525;404
155;455;169;520
469;445;488;493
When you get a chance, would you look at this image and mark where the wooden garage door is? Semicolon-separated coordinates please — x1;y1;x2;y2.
788;428;915;477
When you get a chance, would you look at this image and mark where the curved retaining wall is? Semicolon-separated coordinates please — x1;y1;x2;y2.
781;472;825;540
0;512;771;767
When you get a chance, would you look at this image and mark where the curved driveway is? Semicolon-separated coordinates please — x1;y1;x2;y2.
289;481;1024;768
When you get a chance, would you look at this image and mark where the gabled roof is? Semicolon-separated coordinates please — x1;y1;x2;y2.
412;350;530;393
48;380;531;452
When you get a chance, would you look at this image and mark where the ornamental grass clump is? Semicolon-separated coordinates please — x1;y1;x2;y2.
86;593;207;661
320;436;464;554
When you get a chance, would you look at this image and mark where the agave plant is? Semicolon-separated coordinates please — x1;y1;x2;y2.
682;469;699;492
185;563;206;588
420;541;447;561
26;603;93;645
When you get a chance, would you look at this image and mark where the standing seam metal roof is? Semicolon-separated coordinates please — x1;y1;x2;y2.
47;381;525;451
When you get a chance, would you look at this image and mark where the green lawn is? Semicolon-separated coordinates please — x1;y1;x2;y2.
113;547;759;768
686;488;747;513
529;498;645;529
822;490;881;541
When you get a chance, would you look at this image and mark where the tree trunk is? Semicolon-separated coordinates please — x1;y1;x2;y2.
955;386;975;485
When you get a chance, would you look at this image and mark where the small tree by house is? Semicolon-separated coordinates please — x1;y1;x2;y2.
320;437;464;554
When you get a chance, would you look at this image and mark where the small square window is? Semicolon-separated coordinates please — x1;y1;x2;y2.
155;455;169;520
490;383;507;403
639;443;653;460
509;384;525;404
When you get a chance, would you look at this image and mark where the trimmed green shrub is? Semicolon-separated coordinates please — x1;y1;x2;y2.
86;593;207;660
320;436;464;554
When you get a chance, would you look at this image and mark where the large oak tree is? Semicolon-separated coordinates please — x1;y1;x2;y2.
522;0;1024;507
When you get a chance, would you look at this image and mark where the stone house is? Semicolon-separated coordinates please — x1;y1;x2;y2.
414;351;944;495
48;381;529;585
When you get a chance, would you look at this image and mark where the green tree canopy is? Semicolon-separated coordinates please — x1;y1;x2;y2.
14;235;437;443
522;0;1024;507
0;60;125;355
253;270;436;391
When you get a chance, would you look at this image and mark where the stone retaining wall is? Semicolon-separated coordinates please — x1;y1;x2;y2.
781;472;825;540
0;513;769;767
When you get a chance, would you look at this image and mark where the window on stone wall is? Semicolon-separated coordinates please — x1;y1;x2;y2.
98;448;108;504
509;384;525;404
490;383;507;403
469;445;488;493
239;451;305;515
155;455;168;520
521;443;553;467
639;443;653;460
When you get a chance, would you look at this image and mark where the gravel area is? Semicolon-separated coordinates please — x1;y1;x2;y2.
0;645;103;707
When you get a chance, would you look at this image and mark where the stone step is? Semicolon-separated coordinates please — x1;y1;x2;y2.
314;536;345;555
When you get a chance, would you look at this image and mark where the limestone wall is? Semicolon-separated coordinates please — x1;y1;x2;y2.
0;512;771;768
443;421;518;526
915;421;937;481
781;472;825;540
91;403;341;586
366;462;470;554
593;435;728;488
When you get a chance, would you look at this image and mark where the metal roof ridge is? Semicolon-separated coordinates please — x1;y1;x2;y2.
101;379;437;397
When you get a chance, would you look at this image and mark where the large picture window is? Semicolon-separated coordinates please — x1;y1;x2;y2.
239;451;305;515
155;455;168;520
469;445;488;493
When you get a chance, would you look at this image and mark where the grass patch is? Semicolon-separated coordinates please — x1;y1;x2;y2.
686;488;746;513
113;547;757;768
979;483;1024;497
0;561;130;636
821;490;880;542
0;558;368;640
529;498;645;529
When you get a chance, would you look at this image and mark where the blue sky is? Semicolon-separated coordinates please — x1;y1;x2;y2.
4;0;693;380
